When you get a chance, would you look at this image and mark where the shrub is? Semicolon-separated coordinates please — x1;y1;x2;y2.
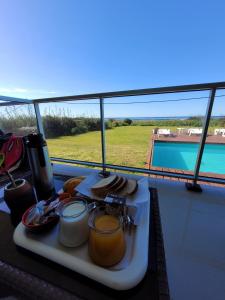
85;118;101;131
123;118;133;125
71;127;80;135
43;115;77;138
78;124;88;133
112;120;120;127
71;125;88;135
105;120;113;129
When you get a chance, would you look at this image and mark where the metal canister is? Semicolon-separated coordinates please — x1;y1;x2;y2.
25;133;55;200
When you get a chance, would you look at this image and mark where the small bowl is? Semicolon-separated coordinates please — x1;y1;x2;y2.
22;204;59;233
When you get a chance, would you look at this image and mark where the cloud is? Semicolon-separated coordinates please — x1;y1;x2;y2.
0;87;57;95
46;91;57;94
0;88;11;93
14;88;28;93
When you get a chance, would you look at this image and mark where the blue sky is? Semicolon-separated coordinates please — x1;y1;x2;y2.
0;0;225;117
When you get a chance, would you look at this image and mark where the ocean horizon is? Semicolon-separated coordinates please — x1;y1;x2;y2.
105;115;225;121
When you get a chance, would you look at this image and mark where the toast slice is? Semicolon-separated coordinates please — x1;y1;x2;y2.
107;176;123;193
113;176;127;193
93;176;125;198
118;179;138;196
91;175;118;191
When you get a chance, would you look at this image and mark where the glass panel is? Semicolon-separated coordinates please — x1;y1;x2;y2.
104;91;209;175
39;100;102;163
0;104;37;135
200;89;225;178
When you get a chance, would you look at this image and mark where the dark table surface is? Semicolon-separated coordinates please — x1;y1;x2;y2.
0;175;169;300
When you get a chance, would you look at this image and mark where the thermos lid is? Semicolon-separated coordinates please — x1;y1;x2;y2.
26;133;47;148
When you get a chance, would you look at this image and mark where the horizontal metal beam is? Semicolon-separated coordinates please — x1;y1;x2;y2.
0;95;32;104
51;157;194;178
50;157;103;168
50;157;194;180
0;101;31;107
50;157;225;185
33;81;225;103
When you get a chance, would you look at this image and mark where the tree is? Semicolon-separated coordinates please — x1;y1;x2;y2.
123;118;133;125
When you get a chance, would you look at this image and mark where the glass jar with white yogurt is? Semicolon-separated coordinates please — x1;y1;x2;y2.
59;200;91;247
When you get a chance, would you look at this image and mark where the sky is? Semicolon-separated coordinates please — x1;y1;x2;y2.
0;0;225;117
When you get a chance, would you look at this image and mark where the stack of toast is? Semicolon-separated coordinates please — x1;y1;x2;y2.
91;175;138;198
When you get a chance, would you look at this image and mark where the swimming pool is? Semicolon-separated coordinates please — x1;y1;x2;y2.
152;141;225;174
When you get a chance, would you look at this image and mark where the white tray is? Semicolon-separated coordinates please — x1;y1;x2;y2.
13;197;150;290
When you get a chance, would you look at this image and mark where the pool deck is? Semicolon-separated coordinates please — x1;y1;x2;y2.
146;134;225;186
153;134;225;144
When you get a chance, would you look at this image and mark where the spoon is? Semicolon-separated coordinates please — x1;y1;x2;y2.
0;152;17;188
6;171;17;188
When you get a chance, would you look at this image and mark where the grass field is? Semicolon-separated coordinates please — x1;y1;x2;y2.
46;124;220;170
47;126;153;168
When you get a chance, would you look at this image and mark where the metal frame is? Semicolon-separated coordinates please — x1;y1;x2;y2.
193;88;216;183
1;81;225;186
0;95;31;104
34;103;45;138
33;81;225;103
50;157;225;185
99;97;107;176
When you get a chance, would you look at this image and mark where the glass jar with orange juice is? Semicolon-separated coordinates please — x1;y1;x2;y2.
88;207;126;267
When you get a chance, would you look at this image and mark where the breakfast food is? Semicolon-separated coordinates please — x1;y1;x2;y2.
59;200;89;247
91;175;118;191
63;176;85;196
113;176;127;192
91;175;138;198
91;175;118;197
118;179;138;196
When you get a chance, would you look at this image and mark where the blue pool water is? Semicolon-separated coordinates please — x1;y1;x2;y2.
152;142;225;174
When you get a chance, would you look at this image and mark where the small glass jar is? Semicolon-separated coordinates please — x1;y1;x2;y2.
88;207;126;267
59;200;89;247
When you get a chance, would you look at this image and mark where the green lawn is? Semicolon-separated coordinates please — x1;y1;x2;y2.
47;126;154;168
46;124;218;169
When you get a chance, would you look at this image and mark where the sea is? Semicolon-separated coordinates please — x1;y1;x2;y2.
105;116;225;121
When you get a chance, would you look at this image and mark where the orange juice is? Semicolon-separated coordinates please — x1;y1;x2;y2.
89;214;126;267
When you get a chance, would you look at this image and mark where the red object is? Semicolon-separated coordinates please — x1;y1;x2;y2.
0;134;24;175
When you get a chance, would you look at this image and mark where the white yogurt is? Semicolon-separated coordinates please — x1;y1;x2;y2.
59;201;89;247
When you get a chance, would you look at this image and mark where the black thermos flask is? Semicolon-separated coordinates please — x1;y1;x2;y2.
25;133;55;200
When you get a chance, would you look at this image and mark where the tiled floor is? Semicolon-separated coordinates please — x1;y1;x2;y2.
153;178;225;300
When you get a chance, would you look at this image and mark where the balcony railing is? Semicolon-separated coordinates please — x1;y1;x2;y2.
1;81;225;188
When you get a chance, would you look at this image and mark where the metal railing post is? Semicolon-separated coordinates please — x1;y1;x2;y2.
34;103;45;138
99;97;110;177
186;88;216;192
